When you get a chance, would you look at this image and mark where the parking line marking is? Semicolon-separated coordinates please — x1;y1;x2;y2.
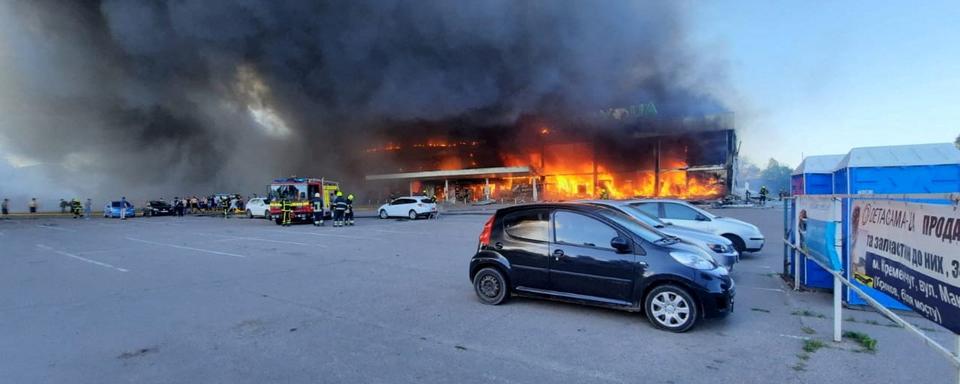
35;224;76;232
742;286;785;292
204;233;328;248
36;244;129;272
367;228;418;234
126;237;246;258
279;230;368;240
779;334;811;341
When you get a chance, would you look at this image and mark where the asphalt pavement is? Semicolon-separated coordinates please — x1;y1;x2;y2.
0;207;956;383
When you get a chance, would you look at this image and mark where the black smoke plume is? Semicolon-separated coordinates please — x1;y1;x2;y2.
0;0;728;205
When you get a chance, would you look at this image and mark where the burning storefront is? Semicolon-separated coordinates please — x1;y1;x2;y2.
363;113;737;203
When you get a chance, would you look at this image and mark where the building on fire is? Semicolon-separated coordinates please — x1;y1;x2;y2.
362;109;738;203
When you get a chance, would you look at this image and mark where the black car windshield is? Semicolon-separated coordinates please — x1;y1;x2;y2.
593;208;668;243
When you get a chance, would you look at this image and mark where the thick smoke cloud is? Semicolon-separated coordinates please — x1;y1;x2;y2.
0;0;727;206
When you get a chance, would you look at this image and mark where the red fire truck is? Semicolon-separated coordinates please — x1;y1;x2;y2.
268;177;340;225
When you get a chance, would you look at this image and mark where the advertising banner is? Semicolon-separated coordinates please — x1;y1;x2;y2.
851;199;960;334
796;196;842;271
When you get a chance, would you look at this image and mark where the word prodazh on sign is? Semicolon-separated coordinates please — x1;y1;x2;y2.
852;200;960;334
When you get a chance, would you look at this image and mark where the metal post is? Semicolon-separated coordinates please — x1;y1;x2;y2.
834;274;842;342
444;179;449;203
654;139;661;197
592;138;598;198
532;176;538;202
484;178;490;200
795;243;801;291
955;335;960;384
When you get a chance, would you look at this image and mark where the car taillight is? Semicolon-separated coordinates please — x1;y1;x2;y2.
478;215;495;247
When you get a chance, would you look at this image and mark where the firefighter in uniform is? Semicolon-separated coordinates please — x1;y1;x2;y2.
71;198;82;218
311;192;324;226
281;196;293;227
332;191;347;227
345;194;355;226
759;185;769;206
222;196;231;218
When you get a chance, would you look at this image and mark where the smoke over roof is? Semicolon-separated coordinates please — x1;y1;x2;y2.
0;0;729;204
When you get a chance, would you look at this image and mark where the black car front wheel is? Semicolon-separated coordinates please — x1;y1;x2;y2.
473;267;509;305
645;285;698;332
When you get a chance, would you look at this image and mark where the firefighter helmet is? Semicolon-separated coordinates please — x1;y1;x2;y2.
347;194;354;200
336;191;343;197
315;193;321;198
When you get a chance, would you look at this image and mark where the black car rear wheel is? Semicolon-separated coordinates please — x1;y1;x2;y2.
473;267;509;305
645;285;698;332
247;210;253;219
379;209;388;219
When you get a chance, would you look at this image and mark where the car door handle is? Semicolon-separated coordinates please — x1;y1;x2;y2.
552;249;564;260
494;242;503;250
638;261;648;267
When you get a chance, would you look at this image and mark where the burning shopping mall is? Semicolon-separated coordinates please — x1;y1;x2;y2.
363;111;737;203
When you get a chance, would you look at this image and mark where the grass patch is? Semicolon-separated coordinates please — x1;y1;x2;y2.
797;353;810;361
792;363;807;371
750;307;771;313
843;331;878;352
792;309;827;319
803;339;827;353
801;326;816;335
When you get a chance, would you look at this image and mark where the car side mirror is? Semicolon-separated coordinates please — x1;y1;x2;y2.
610;237;631;253
695;214;710;221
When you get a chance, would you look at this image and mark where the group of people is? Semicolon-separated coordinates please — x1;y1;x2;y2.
1;198;91;218
159;195;251;217
278;190;354;227
743;185;788;206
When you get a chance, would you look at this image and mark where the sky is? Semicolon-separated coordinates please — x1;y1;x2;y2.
689;1;960;168
1;0;958;206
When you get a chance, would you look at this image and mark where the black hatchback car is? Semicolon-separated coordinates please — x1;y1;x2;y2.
469;203;734;332
142;200;173;217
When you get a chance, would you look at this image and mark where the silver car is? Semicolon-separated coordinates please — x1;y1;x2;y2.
582;200;739;271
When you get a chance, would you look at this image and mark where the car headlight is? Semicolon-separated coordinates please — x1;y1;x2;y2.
707;243;725;253
670;251;717;270
707;243;733;254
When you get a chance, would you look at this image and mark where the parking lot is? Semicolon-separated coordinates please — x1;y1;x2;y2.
0;207;956;383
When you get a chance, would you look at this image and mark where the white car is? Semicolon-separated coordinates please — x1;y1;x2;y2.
245;198;271;219
629;199;765;253
378;196;438;220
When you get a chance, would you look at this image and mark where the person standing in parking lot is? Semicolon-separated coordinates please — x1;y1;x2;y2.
1;198;9;216
120;196;127;220
311;193;324;226
84;198;92;219
345;194;355;226
29;198;37;214
332;191;347;227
